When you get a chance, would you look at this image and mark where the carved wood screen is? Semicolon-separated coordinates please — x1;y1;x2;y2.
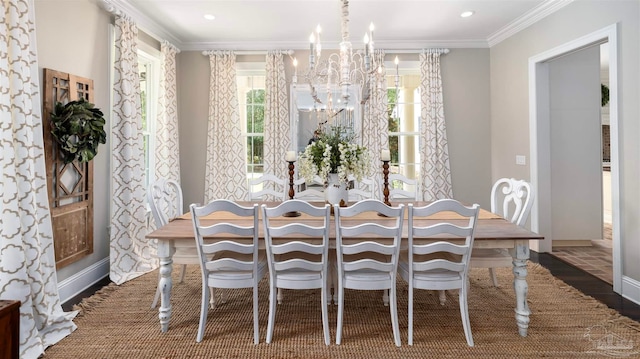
42;68;94;269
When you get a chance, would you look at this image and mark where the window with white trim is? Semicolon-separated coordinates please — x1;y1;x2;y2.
387;72;421;186
138;47;160;192
237;63;266;184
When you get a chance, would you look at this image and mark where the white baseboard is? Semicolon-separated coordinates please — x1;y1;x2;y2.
621;275;640;305
58;258;110;305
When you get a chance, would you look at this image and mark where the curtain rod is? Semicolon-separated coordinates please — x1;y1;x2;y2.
386;48;450;54
202;50;294;56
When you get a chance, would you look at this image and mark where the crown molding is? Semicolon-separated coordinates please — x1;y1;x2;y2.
487;0;574;47
100;0;184;49
181;39;488;52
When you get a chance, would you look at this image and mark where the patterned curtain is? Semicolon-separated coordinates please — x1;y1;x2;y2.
419;50;453;201
109;15;155;284
0;1;77;357
203;51;247;202
263;51;291;180
155;40;181;183
361;49;388;199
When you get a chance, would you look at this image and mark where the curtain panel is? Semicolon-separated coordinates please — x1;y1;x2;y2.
263;51;291;188
0;1;77;357
155;40;181;183
361;50;388;199
203;51;247;202
109;15;156;285
419;50;454;201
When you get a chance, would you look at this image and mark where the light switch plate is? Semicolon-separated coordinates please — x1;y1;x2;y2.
516;155;526;165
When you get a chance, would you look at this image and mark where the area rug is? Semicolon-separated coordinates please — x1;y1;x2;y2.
44;264;640;358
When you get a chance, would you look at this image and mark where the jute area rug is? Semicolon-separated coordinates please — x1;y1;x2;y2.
44;264;640;358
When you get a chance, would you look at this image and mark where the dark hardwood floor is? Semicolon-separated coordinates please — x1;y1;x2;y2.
532;251;640;321
61;252;640;322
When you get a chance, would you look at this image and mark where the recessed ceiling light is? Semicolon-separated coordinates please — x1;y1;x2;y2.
204;14;215;20
460;11;474;18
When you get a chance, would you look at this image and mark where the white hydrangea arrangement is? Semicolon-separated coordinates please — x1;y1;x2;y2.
298;126;370;185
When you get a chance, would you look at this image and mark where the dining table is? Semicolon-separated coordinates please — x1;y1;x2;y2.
145;201;543;337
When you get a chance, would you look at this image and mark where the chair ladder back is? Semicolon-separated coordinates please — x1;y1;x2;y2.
490;178;534;227
248;173;286;201
148;178;183;227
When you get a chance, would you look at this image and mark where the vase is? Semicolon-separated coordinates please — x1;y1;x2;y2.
325;173;348;207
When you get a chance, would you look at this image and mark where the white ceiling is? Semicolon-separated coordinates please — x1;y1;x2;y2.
113;0;573;51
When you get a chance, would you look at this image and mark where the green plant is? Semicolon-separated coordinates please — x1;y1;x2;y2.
51;98;106;163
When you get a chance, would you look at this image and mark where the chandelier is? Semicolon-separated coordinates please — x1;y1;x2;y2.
292;0;389;130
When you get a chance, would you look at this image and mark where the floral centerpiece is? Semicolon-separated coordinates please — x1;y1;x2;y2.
298;126;370;186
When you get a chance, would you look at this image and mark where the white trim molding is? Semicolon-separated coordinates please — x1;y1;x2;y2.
528;23;621;293
488;0;574;47
622;276;640;306
58;258;110;304
100;0;183;49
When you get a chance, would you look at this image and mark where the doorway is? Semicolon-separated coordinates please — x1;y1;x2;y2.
528;24;621;293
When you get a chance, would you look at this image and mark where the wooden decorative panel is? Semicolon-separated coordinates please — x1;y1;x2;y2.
42;68;94;269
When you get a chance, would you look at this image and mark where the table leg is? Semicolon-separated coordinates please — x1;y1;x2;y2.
512;240;530;337
157;239;174;333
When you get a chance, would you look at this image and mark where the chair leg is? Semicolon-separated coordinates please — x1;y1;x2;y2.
336;281;344;344
266;283;277;344
489;268;500;287
209;287;216;309
327;263;337;305
253;284;259;345
179;264;187;283
459;283;474;347
408;285;413;346
220;288;227;304
389;284;401;347
277;288;283;304
383;289;389;306
197;284;210;342
321;280;330;346
151;271;161;308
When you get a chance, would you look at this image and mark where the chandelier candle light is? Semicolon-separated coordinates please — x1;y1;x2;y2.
292;0;389;131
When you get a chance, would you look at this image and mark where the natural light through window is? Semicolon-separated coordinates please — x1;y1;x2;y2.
387;72;421;188
237;64;266;186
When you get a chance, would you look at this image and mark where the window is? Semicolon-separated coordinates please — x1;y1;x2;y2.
138;46;160;192
387;72;421;188
237;64;266;183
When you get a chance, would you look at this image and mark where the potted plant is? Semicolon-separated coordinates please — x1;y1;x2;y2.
50;98;106;164
298;126;370;205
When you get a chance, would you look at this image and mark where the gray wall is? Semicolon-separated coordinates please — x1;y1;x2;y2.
490;0;639;278
35;0;112;282
176;49;493;210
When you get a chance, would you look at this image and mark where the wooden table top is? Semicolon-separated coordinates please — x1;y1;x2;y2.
146;201;543;242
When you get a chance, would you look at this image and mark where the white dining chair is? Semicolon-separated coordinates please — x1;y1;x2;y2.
334;199;405;347
190;200;267;344
261;200;331;345
399;199;480;346
348;176;375;201
470;178;534;286
293;176;325;201
148;178;201;309
248;173;286;201
389;173;420;201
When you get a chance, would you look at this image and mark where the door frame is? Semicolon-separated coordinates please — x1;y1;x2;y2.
528;24;621;292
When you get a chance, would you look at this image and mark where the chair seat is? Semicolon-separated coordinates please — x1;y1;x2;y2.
399;262;462;283
276;270;324;289
343;271;392;290
208;262;267;280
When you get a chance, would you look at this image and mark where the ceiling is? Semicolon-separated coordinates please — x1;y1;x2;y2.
115;0;572;51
